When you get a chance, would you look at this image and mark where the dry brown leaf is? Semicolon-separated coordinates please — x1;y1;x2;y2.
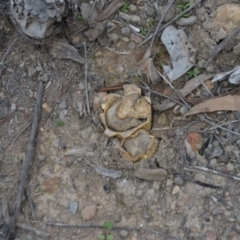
42;103;52;113
49;41;85;64
154;74;214;111
185;132;203;151
185;95;240;116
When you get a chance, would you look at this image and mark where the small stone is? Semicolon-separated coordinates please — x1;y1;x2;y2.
180;105;188;115
37;155;46;162
172;185;180;195
153;182;160;190
122;37;130;42
197;60;206;68
166;179;173;187
53;140;60;148
160;5;175;22
210;158;218;167
233;44;240;55
129;4;137;13
134;168;167;182
226;163;234;172
109;33;119;42
113;214;121;223
121;27;130;35
68;201;78;215
41;73;49;83
59;100;67;110
28;66;37;77
215;28;227;41
11;103;16;112
146;6;155;17
174;177;184;186
120;229;128;237
128;42;135;49
81;206;97;221
206;66;214;73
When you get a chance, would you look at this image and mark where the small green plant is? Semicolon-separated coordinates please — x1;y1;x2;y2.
140;26;147;36
187;67;200;78
97;221;114;240
55;120;65;127
77;14;85;21
121;2;130;13
177;2;190;18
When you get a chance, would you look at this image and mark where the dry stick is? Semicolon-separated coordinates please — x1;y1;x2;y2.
9;122;32;148
16;223;49;237
0;38;17;64
4;81;44;240
205;24;240;67
26;187;36;221
149;0;175;52
83;42;90;115
46;222;183;240
139;0;202;47
184;166;240;182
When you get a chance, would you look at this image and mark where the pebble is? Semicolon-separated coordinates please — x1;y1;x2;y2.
121;27;130;35
179;105;188;115
68;201;78;215
174;177;184;186
134;168;168;182
206;66;214;73
128;42;135;49
59;100;67;110
153;182;160;190
28;66;37;77
113;214;121;223
120;229;128;237
37;154;46;162
41;73;49;83
197;60;206;68
109;33;119;42
226;163;234;172
81;206;97;221
210;158;218;167
160;5;175;22
172;185;180;195
129;4;137;13
146;6;155;17
122;37;130;42
11;103;16;112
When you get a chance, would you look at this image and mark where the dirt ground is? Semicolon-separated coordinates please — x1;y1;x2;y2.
1;0;240;240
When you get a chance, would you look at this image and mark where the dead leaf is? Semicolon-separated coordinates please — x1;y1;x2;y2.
93;91;108;111
95;0;124;22
154;74;214;111
185;132;203;151
137;48;160;84
185;95;240;116
49;40;85;64
42;103;52;113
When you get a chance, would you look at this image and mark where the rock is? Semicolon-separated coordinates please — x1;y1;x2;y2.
120;229;128;237
109;33;119;42
146;6;155;17
129;4;137;13
174;177;184;186
128;42;135;49
59;100;67;110
68;201;78;215
214;4;240;34
41;177;61;193
28;66;37;77
179;105;188;115
226;163;234;172
11;103;16;112
177;191;188;207
206;66;214;73
113;214;121;223
81;206;97;221
215;28;227;41
122;37;129;42
59;109;68;121
172;185;180;195
160;5;175;22
37;154;46;162
210;158;218;167
134;168;168;182
153;182;160;190
41;73;49;82
233;44;240;55
121;27;130;35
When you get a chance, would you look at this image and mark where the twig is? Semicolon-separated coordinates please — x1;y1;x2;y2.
4;81;44;240
105;46;130;54
9;122;32;148
24;211;34;239
46;222;183;240
83;42;90;115
0;38;17;64
205;24;240;67
26;187;36;221
149;0;175;52
184;166;240;182
139;0;202;47
16;223;49;237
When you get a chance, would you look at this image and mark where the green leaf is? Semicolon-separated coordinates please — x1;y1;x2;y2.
98;234;105;240
107;235;114;240
103;221;113;230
